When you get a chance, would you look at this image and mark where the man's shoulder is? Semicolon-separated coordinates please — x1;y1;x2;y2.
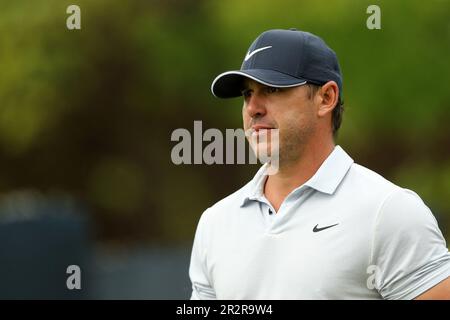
346;162;427;207
346;162;399;193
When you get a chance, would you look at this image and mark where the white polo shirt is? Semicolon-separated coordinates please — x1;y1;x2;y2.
189;145;450;299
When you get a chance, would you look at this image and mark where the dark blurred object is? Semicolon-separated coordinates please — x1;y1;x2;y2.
93;246;191;299
0;191;93;299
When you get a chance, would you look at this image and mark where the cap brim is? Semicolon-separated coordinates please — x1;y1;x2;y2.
211;69;307;98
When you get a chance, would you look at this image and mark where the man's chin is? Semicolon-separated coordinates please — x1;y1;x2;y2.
252;144;278;161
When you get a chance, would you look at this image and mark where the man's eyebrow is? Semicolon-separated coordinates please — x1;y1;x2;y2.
241;79;259;91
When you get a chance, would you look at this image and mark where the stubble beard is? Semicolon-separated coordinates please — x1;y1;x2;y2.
278;121;316;170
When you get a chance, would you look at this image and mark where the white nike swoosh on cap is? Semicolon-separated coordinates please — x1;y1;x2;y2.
244;46;272;61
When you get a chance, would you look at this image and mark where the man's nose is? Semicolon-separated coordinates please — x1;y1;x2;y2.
245;94;267;118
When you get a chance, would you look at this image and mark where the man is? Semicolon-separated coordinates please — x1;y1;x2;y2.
189;28;450;299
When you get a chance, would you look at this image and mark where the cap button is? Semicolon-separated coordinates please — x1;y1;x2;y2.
289;28;297;31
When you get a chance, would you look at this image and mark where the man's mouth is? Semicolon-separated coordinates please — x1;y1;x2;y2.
251;124;275;132
248;125;277;142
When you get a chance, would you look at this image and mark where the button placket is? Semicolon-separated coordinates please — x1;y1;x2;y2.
267;188;310;234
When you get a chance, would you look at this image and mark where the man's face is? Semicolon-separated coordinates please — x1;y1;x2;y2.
241;79;318;165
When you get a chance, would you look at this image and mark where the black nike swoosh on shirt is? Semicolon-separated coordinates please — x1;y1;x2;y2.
313;223;339;232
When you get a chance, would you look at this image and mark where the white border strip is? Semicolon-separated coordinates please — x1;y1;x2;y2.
211;71;307;98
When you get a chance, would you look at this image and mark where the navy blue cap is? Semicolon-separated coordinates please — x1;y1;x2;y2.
211;29;343;99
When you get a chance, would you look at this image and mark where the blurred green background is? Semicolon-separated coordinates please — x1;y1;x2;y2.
0;0;449;298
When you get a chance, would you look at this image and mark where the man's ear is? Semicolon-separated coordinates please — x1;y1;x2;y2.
317;81;339;117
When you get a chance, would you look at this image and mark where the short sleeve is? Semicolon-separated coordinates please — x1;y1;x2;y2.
189;208;216;300
371;188;450;300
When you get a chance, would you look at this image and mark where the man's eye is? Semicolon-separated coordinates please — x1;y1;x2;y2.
265;86;280;94
242;89;252;98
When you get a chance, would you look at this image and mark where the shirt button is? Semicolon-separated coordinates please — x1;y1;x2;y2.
268;208;273;215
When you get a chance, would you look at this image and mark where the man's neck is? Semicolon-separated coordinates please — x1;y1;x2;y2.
264;141;335;212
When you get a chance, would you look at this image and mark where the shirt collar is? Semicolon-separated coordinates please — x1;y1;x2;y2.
240;145;354;207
